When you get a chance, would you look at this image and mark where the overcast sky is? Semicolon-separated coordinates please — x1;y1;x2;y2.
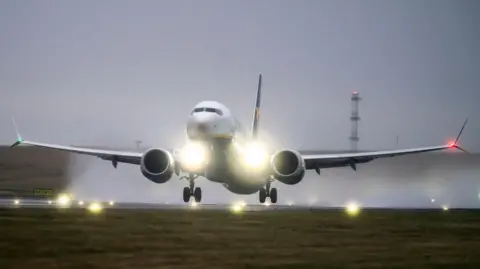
0;1;479;206
1;0;478;150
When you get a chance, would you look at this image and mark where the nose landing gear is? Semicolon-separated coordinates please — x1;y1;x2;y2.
259;179;277;204
180;174;202;203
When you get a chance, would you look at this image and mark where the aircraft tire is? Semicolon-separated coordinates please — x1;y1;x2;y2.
183;187;190;203
270;188;278;204
259;188;267;203
194;187;202;203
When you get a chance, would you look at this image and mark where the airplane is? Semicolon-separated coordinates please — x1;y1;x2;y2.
9;74;468;204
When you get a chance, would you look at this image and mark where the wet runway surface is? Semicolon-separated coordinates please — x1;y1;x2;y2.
1;197;469;212
0;197;314;211
2;200;480;268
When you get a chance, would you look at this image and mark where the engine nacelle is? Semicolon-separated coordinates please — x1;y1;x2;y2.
140;148;175;184
270;149;305;185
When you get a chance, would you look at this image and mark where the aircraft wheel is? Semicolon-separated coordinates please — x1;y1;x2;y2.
259;188;267;204
183;187;190;203
194;187;202;203
270;188;278;204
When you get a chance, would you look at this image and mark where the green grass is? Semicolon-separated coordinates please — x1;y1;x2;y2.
1;208;480;268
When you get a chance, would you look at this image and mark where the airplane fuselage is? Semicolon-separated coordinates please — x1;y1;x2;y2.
184;101;268;194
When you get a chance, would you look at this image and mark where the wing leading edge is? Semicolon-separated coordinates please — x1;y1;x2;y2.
10;139;142;166
302;119;469;171
9;120;142;167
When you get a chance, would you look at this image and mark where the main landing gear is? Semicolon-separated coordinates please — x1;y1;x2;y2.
259;180;277;204
180;174;201;203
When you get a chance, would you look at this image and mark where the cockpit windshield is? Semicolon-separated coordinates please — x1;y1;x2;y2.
191;107;223;116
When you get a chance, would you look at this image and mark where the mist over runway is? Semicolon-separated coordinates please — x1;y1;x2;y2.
66;150;480;209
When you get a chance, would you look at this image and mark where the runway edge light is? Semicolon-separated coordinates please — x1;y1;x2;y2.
87;202;103;214
345;202;361;217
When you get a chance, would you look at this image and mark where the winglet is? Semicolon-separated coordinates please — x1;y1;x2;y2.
455;118;468;144
251;73;262;139
450;118;469;153
9;117;23;148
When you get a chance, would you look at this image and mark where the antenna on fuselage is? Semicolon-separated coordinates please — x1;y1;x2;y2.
251;74;262;139
135;140;142;150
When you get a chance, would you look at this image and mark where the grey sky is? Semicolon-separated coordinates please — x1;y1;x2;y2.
0;1;479;205
1;0;478;150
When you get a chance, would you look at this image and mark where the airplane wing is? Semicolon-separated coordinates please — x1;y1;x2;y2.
8;118;142;167
302;119;469;173
10;139;143;166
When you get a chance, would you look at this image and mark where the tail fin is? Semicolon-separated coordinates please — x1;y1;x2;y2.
251;74;262;139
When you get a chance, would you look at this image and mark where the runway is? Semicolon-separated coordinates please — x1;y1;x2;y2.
0;197;314;211
2;201;480;269
2;195;479;269
0;197;466;213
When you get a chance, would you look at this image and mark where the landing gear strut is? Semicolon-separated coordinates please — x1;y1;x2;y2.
259;179;277;204
180;174;201;203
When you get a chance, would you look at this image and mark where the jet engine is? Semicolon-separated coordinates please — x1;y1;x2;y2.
140;148;175;184
270;149;305;185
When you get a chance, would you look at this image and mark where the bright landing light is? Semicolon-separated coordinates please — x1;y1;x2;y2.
13;199;20;205
243;142;268;168
181;142;208;170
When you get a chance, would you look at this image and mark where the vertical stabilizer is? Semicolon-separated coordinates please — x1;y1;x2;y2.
251;74;262;139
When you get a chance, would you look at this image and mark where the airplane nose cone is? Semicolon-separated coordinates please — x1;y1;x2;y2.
187;118;212;138
197;123;208;133
186;112;219;139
